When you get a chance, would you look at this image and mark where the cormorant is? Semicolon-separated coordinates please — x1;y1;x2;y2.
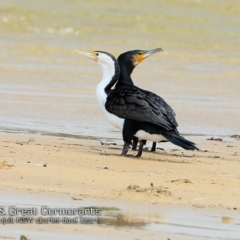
75;50;199;157
116;48;163;152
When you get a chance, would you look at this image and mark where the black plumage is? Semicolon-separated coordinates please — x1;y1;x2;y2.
106;51;199;157
106;86;178;130
115;49;164;151
76;49;199;158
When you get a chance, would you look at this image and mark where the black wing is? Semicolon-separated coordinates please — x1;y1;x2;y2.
105;86;178;131
141;88;178;128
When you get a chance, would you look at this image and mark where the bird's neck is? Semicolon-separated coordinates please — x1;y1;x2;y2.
117;71;134;88
96;62;119;107
115;61;134;88
104;61;120;94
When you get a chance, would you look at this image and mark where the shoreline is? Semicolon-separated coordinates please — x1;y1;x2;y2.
1;132;239;208
1;132;240;239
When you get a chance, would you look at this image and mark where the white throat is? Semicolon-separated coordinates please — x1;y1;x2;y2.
95;63;115;106
95;63;124;129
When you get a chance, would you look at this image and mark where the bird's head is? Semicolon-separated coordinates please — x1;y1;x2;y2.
117;48;163;68
75;50;116;67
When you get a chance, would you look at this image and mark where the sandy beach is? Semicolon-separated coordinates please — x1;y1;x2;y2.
1;0;240;239
1;133;240;208
1;133;240;239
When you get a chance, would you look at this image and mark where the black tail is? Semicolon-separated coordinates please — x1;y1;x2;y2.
163;130;199;151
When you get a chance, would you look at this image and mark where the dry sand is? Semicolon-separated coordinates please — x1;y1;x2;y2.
1;133;239;208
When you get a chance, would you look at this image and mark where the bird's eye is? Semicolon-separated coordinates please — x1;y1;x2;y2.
138;52;143;55
96;53;99;56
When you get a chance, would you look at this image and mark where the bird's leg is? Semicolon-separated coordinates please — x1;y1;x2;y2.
142;140;152;152
120;141;130;156
135;140;145;158
132;137;138;150
142;141;157;152
121;120;136;157
151;142;156;152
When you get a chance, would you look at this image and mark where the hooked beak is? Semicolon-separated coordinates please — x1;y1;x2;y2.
74;50;98;61
141;48;163;59
143;48;163;58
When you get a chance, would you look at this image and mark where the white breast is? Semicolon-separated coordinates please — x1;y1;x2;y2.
135;130;167;142
96;82;124;130
103;110;124;129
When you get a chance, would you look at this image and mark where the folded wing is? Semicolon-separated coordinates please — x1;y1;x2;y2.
105;86;178;131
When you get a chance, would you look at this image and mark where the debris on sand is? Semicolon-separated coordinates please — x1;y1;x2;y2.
0;161;13;169
20;235;28;240
207;137;223;142
222;216;234;224
192;204;205;208
16;141;29;145
72;197;82;201
171;179;192;184
231;135;240;139
127;185;172;197
100;142;117;146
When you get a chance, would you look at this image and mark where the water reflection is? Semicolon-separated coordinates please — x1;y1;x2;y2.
103;213;148;228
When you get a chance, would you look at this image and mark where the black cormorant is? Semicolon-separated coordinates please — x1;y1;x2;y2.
116;48;163;152
75;50;199;157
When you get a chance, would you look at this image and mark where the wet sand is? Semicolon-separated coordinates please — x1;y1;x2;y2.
1;133;240;239
1;189;240;240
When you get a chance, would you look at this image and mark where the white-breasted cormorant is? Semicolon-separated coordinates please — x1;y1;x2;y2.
75;50;199;157
116;48;163;152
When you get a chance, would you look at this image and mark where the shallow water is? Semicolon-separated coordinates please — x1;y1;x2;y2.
0;0;240;140
1;189;240;240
